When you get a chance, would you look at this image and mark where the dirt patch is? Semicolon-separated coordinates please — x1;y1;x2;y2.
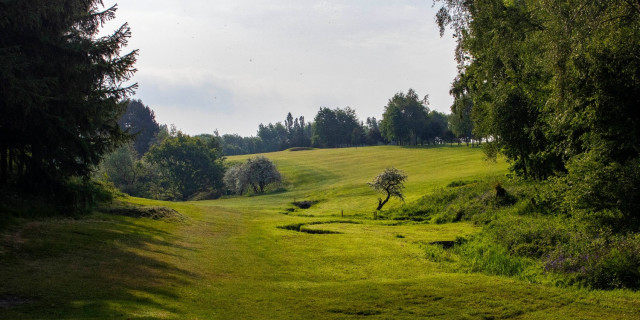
100;204;186;222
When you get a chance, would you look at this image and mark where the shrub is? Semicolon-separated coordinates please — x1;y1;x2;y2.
454;236;534;277
486;215;570;258
544;233;640;289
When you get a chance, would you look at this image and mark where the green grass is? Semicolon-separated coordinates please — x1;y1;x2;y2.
2;145;639;319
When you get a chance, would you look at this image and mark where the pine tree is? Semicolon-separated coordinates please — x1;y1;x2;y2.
0;1;138;194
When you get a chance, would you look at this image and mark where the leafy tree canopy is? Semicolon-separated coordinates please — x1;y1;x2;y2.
436;0;640;227
117;99;160;156
380;89;429;145
223;156;282;195
368;167;408;211
146;132;225;200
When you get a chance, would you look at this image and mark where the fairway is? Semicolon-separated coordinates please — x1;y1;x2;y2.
2;146;639;319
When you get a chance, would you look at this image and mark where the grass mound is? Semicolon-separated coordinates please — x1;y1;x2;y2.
100;203;186;222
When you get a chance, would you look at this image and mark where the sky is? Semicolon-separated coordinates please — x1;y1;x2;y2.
101;0;458;137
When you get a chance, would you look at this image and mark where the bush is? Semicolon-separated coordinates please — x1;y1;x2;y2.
544;232;640;289
486;215;570;258
454;236;535;278
557;153;640;230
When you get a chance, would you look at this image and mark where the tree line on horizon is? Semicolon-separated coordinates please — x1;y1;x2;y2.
95;92;476;201
213;89;477;156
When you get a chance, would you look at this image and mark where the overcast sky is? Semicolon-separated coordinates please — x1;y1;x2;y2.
102;0;458;137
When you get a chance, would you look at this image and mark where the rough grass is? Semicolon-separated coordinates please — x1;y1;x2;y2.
1;145;639;319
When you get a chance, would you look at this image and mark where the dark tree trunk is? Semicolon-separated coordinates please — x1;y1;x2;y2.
376;192;391;211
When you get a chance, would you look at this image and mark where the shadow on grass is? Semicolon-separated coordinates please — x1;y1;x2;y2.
0;214;199;319
277;220;362;234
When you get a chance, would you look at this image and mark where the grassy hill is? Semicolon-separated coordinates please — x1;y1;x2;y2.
221;145;507;215
2;145;639;319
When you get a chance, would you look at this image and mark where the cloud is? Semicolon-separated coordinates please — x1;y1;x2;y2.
102;0;458;136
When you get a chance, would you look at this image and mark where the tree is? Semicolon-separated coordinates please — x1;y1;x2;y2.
380;89;429;145
364;117;384;145
368;167;408;211
423;111;449;144
312;107;362;148
146;132;225;200
99;142;138;192
223;163;250;195
98;142;161;198
0;1;138;197
244;156;282;193
117;100;160;156
257;123;281;152
435;0;640;226
223;156;282;195
312;107;339;148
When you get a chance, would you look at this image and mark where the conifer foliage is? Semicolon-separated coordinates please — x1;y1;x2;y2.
0;1;138;197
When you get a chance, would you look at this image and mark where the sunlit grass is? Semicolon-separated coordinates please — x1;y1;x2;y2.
1;145;639;319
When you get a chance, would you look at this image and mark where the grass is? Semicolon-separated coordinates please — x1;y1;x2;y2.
1;145;639;319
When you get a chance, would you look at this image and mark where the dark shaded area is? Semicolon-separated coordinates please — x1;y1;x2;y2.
277;220;361;234
288;147;315;152
291;200;318;209
429;241;456;249
0;295;32;309
0;214;198;318
98;203;186;222
328;308;382;316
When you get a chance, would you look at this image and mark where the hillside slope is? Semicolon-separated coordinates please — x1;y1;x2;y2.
222;145;507;216
2;146;639;319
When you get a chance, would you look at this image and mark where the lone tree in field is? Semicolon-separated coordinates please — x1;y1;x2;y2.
368;167;408;211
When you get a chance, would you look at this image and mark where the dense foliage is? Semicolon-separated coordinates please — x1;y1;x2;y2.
0;1;137;212
380;89;455;146
436;0;640;228
146;132;225;200
392;178;640;289
312;107;363;148
0;2;137;184
218;103;460;156
117;99;160;156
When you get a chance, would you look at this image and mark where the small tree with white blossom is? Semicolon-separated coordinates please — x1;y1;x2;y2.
368;167;408;211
